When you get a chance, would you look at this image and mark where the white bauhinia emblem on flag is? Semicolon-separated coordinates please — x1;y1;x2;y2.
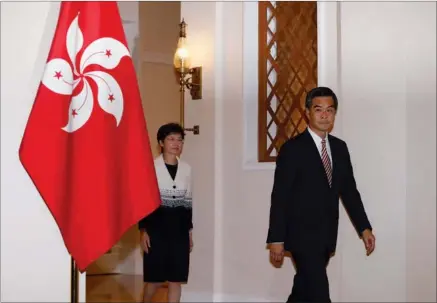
41;12;130;133
20;1;161;272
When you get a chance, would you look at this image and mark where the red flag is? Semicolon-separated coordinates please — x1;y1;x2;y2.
19;1;160;272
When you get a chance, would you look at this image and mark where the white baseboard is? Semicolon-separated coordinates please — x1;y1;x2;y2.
181;290;213;302
181;290;280;302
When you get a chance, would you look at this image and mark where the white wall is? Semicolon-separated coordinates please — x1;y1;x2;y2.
1;2;87;301
340;3;436;301
179;2;217;300
2;2;435;302
118;2;139;69
1;1;141;301
340;3;408;301
181;1;436;302
404;3;436;301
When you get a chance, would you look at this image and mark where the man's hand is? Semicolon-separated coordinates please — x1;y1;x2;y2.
269;243;285;263
362;229;375;256
140;231;151;254
189;231;193;252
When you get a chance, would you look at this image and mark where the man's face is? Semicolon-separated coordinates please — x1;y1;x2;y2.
306;96;336;134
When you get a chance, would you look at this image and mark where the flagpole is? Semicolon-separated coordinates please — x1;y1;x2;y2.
19;4;160;303
179;74;186;128
71;257;79;303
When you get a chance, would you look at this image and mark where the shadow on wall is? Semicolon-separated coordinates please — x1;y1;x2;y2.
131;35;140;74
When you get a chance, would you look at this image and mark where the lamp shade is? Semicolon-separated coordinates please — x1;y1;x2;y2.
174;36;191;72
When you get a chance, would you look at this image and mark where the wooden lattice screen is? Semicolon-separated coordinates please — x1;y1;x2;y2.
258;1;318;162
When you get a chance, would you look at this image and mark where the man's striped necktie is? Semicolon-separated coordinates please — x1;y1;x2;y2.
321;138;332;187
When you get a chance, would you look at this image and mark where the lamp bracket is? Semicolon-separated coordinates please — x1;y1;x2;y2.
184;125;199;135
180;67;202;100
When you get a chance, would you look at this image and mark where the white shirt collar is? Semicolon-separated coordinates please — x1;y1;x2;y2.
307;127;333;165
157;153;181;164
307;126;328;145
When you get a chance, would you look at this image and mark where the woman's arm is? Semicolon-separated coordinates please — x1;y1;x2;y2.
138;215;150;232
185;168;193;231
185;168;193;251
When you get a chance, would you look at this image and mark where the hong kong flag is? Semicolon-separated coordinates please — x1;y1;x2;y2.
19;1;160;272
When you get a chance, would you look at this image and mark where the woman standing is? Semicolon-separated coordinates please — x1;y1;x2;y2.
139;123;193;303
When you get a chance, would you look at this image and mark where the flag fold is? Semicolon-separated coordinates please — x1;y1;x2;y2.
19;1;160;272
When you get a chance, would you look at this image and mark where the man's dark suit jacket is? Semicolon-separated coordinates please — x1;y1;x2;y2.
267;129;372;254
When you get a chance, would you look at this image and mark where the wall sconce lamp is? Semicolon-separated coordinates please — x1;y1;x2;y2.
173;19;201;135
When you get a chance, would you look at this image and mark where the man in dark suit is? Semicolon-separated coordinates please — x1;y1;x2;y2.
267;87;375;302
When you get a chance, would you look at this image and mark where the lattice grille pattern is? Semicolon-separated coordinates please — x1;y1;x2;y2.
258;1;317;162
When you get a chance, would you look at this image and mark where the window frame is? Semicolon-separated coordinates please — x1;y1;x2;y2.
242;1;341;170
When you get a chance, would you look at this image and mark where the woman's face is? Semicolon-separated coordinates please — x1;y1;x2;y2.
160;132;184;156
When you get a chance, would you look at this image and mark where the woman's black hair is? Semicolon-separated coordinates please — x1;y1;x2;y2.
157;122;185;143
